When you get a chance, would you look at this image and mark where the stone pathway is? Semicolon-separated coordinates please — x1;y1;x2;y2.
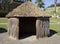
0;33;60;44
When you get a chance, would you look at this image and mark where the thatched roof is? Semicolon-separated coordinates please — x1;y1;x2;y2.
6;2;51;17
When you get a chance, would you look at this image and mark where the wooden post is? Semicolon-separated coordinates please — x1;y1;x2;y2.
8;18;19;39
36;17;50;39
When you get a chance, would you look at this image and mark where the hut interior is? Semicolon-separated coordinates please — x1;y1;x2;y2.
19;17;36;39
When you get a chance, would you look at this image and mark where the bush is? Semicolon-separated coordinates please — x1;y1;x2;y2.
0;12;7;17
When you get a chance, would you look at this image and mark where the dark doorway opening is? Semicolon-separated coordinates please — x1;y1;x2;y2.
19;17;36;39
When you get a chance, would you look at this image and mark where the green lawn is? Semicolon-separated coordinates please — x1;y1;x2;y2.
50;18;60;35
50;23;60;35
0;24;7;29
0;18;8;29
45;7;60;16
0;18;60;35
50;18;60;22
0;18;8;23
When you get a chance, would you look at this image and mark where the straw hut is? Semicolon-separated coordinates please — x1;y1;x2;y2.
6;2;51;39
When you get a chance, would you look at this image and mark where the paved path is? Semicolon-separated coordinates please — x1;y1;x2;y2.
0;33;60;44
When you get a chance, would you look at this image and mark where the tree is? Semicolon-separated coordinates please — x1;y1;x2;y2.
47;3;60;8
2;0;10;11
13;0;32;2
25;0;32;2
35;0;44;8
10;0;13;3
54;0;57;17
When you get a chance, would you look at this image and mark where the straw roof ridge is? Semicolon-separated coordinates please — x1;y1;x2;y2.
6;2;51;17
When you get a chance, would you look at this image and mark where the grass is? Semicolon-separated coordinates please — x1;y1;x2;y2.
50;18;60;35
0;18;8;29
0;18;8;23
50;23;60;35
45;7;60;16
0;24;7;29
50;18;60;22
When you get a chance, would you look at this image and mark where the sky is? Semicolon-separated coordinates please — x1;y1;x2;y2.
32;0;60;8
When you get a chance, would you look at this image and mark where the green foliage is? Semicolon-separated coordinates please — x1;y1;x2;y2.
2;0;10;4
35;0;44;8
48;3;60;8
27;0;32;1
45;8;54;15
45;7;60;16
0;12;7;17
14;0;32;2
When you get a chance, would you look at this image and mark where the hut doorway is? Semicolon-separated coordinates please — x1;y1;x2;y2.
19;17;36;39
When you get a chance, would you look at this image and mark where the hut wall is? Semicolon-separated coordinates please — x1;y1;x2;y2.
7;17;50;39
36;17;50;39
8;18;19;39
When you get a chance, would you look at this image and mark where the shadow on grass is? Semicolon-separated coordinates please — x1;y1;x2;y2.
49;29;57;37
0;28;7;33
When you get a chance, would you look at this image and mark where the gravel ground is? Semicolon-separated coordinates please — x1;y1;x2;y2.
0;32;60;44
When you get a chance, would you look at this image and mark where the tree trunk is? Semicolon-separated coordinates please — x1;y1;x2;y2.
8;18;19;39
54;0;57;17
